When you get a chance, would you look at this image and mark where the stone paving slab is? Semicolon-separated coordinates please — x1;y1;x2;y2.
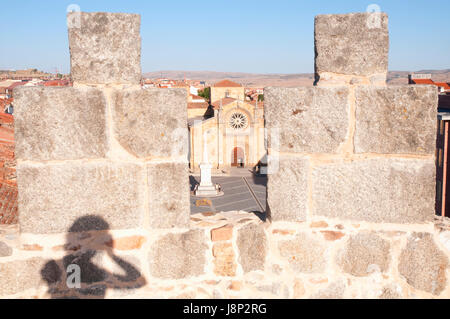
190;175;266;214
213;193;253;206
215;199;258;211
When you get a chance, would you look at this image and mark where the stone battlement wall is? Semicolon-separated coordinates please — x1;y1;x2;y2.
0;11;449;299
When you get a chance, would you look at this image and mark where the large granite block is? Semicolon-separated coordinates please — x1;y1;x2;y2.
148;229;208;279
399;233;448;295
112;88;188;158
278;233;328;274
315;13;389;78
267;155;309;222
68;12;141;84
14;87;107;161
0;258;46;296
311;158;435;223
147;162;190;228
336;232;391;277
355;86;438;154
237;223;267;273
0;241;12;257
265;87;349;153
18;161;144;234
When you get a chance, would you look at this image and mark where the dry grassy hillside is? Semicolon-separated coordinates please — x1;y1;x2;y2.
144;70;450;87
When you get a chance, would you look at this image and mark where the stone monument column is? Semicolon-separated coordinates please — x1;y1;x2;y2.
195;132;223;197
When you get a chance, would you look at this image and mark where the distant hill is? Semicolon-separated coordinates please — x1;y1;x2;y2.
143;69;450;87
143;70;315;87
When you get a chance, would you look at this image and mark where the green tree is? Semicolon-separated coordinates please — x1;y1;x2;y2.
198;87;211;102
258;94;264;102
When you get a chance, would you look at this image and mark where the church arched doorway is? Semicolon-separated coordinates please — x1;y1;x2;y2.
231;147;244;167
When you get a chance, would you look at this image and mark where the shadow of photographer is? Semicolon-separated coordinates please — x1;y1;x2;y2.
41;215;146;299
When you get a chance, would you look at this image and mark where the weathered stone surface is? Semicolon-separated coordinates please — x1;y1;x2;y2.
439;231;450;253
310;221;328;228
309;280;346;299
336;232;390;276
309;277;328;284
399;233;449;295
255;282;285;297
267;155;308;222
147;162;190;228
0;241;12;257
0;257;46;296
113;88;188;157
18;161;144;234
68;12;141;84
293;278;305;298
213;242;236;276
272;229;295;235
315;13;389;78
107;236;146;250
355;86;438;154
265;87;349;153
379;285;402;299
271;264;283;275
211;224;233;241
321;231;345;241
278;233;327;274
312;158;435;223
228;280;242;291
237;223;267;273
149;229;208;279
14;86;107;161
22;244;43;251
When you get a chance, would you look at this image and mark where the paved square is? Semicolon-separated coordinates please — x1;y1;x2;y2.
190;173;267;214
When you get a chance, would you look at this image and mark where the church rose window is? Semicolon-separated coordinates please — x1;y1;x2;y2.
229;112;248;130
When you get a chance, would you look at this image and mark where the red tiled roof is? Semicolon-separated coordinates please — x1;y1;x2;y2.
43;79;71;87
412;79;450;90
0;144;14;161
7;82;26;90
0;113;13;124
190;93;205;100
213;80;242;87
211;97;236;109
0;111;16;224
173;81;188;87
412;79;435;85
188;102;210;109
210;97;264;110
0;126;13;144
0;98;13;110
0;181;18;225
435;82;450;90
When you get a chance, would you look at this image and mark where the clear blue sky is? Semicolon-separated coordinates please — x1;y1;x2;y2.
0;0;449;74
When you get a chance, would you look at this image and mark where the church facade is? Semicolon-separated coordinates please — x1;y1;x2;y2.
188;80;266;171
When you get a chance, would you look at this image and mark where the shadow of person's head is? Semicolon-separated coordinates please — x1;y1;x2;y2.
41;215;146;298
68;215;110;232
65;215;113;253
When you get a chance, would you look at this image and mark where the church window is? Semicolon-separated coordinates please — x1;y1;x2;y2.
229;112;248;130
